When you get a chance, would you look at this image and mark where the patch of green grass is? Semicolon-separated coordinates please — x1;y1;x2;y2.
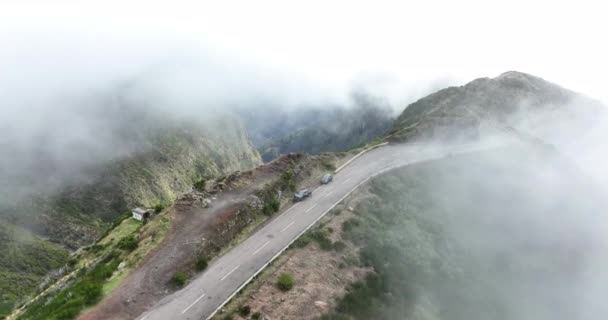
18;253;121;320
277;272;294;291
101;269;127;296
99;218;141;246
172;272;188;287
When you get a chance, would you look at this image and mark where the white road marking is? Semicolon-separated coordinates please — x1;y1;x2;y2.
280;221;295;232
182;293;206;314
220;265;240;281
323;190;334;198
313;186;321;192
252;241;271;255
277;202;300;218
305;203;318;213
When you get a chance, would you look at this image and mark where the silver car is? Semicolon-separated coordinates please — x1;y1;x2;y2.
320;173;333;184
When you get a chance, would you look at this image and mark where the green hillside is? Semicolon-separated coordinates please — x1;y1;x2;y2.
0;108;261;316
323;144;602;320
0;224;68;318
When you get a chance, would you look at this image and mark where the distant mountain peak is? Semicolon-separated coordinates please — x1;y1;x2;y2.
392;71;602;142
495;70;536;80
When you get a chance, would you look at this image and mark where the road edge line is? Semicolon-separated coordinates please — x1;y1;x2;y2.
335;142;388;173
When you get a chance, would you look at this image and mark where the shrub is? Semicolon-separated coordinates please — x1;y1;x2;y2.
262;196;280;216
90;263;115;280
269;197;280;212
251;312;262;320
277;272;294;291
81;281;103;305
279;171;296;192
154;203;165;213
68;257;79;267
194;179;206;192
238;305;251;316
195;256;208;271
291;234;312;249
172;271;188;287
311;230;332;251
333;241;347;252
117;235;138;251
341;218;361;233
321;158;336;171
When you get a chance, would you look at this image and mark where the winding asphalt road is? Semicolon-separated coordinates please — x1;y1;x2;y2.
137;139;511;320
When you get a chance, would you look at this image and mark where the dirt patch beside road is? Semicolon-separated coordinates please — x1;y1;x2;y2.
79;153;338;320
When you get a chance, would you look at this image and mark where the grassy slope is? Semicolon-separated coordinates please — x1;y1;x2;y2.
323;144;602;320
11;115;261;249
1;114;261;317
0;224;68;318
15;207;171;320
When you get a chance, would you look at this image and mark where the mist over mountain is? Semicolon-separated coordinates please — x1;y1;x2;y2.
1;2;607;319
241;92;394;162
2;66;607;320
0;83;262;248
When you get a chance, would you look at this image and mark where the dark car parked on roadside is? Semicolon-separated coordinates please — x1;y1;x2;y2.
293;188;312;202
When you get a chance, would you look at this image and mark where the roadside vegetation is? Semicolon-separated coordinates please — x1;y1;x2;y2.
18;251;121;320
0;224;69;319
172;272;188;287
276;272;294;291
14;204;172;320
322;147;601;320
214;146;601;320
193;178;206;192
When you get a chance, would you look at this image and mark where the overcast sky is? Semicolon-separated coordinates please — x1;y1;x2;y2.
1;0;606;108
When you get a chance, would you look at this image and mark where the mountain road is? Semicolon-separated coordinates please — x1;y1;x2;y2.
138;139;510;320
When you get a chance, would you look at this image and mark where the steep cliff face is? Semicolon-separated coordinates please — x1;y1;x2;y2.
1;110;261;249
